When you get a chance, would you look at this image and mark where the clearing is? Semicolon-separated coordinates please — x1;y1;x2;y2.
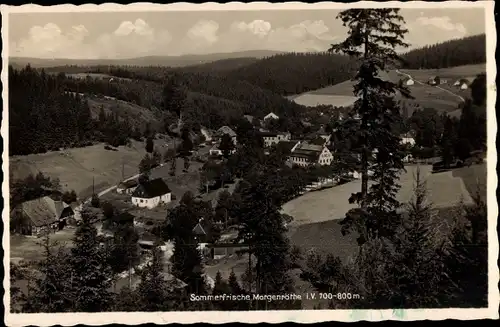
282;165;474;227
285;163;486;263
398;64;485;81
291;68;471;115
9;138;169;200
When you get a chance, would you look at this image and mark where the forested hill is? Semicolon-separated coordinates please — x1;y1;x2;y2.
402;34;486;69
221;52;356;96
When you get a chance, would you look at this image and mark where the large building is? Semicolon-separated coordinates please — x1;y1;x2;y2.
11;196;74;235
259;131;291;147
131;178;172;209
287;142;334;167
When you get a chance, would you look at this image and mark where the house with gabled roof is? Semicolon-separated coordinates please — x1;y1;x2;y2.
288;142;333;167
258;130;291;147
455;77;475;89
216;125;237;145
131;178;172;209
11;196;74;235
264;112;279;121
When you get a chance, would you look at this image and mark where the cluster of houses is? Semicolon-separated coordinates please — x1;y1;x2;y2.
401;75;475;90
428;76;475;89
207;113;336;168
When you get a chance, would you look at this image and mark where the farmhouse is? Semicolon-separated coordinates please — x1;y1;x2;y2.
116;179;139;194
428;76;440;86
403;77;414;86
264;112;279;121
11;196;74;235
259;131;292;147
455;77;475;89
216;125;237;144
131;178;172;209
288;142;333;167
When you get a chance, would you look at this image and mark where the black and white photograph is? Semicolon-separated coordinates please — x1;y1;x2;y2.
2;1;498;324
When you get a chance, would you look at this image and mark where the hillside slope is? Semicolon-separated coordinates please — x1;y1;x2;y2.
222;52;355;96
402;34;486;69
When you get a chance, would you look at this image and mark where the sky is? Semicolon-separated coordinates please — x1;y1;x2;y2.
7;8;486;59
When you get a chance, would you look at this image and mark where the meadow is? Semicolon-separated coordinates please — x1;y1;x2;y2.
9;138;168;200
285;164;485;265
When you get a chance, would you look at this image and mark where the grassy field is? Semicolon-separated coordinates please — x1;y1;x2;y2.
291;67;475;115
9;138;169;200
399;64;486;81
284;164;484;265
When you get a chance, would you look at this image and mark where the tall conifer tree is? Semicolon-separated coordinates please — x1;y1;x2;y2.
330;9;413;242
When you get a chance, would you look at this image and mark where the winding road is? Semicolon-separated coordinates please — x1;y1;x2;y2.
396;69;465;102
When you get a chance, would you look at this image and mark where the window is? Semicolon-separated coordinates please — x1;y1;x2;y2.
140;199;144;203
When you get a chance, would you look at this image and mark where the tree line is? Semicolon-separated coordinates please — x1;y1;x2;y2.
401;34;486;69
8;65;144;155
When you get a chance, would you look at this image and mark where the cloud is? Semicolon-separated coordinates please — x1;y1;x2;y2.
12;23;91;58
406;16;468;48
182;19;338;54
12;19;172;59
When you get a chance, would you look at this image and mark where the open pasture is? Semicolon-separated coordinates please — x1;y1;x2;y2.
399;64;485;82
9;138;167;199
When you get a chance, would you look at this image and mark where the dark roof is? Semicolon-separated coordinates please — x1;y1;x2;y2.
118;179;138;189
113;212;135;223
18;196;73;227
289;143;326;162
258;130;278;137
217;126;237;137
278;140;299;154
192;223;207;235
132;178;171;198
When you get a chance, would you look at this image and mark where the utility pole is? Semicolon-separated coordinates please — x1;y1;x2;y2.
122;161;125;181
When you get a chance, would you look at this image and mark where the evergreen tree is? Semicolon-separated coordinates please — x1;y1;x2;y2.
109;223;140;274
136;246;180;311
330;9;412;243
23;234;73;312
163;192;207;294
145;137;154;153
219;133;235;158
69;210;113;312
388;167;446;306
236;170;298;309
441;116;457;168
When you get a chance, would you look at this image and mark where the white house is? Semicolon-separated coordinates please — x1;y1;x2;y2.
400;133;416;146
209;143;236;157
403;77;414;86
288;142;333;167
259;131;291;147
455;77;475;89
264;112;279;121
131;178;172;209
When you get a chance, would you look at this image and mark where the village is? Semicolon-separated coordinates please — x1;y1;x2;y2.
6;4;492;317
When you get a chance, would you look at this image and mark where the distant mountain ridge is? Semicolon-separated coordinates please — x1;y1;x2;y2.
9;50;286;68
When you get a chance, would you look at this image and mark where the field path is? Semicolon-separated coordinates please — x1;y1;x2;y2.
396;69;465;102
